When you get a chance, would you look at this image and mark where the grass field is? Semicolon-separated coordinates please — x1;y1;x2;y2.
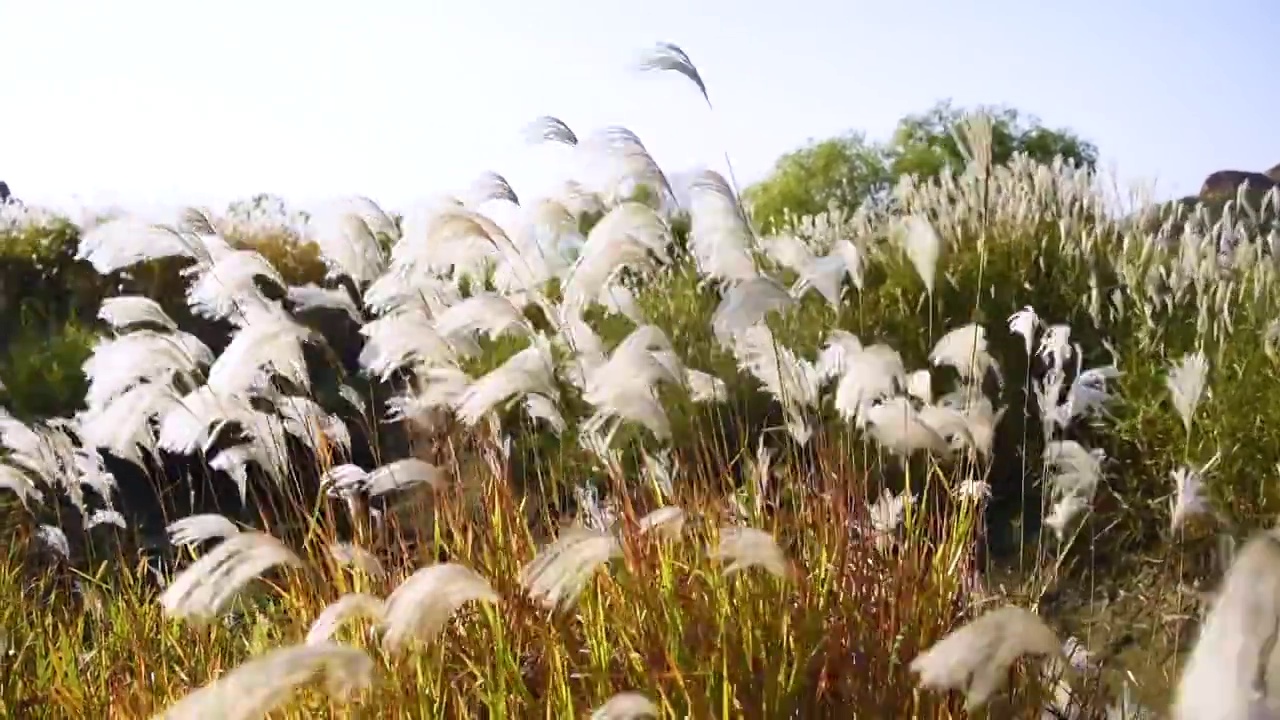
1;43;1278;719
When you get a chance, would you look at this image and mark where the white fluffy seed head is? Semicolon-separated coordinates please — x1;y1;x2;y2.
305;593;386;646
159;532;300;623
153;642;374;720
166;514;240;548
380;563;499;651
519;527;622;612
711;526;789;578
591;691;660;720
1173;529;1280;720
910;606;1062;711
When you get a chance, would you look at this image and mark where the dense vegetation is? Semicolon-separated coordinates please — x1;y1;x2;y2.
1;41;1278;718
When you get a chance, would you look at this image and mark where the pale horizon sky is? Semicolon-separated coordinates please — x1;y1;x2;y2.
2;0;1277;218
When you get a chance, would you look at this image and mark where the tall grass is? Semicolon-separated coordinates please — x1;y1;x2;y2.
1;40;1279;719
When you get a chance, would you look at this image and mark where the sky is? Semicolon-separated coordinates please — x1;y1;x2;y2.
1;0;1278;218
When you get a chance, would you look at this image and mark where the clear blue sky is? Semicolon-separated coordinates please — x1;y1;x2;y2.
2;0;1277;216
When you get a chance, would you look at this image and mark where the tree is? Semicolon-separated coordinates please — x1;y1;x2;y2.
885;100;1098;182
743;101;1098;233
742;132;890;234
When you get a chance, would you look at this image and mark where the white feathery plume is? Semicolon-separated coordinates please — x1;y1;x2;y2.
562;202;671;314
832;344;906;424
183;247;285;326
0;464;44;508
728;325;819;440
153;642;374;720
209;423;296;493
638;506;686;540
329;542;386;578
385;366;473;427
77;378;182;467
790;244;857;307
684;368;728;403
324;195;398;240
815;330;864;383
380;563;499;650
156;385;253;455
585;127;676;208
320;463;368;493
285;284;362;323
863;396;950;457
424;204;522;278
710;275;795;347
1044;440;1104;498
305;593;386;646
523;393;566;433
85;509;126;530
433;292;533;344
1008;305;1040;356
1173;529;1280;720
362;267;460;317
687;170;757;284
359;306;475;381
901;215;942;295
1037;324;1074;372
557;312;607;370
906;369;933;403
493;208;576;297
526;196;583;253
76;216;207;274
1041;362;1123;431
581;325;684;440
323;459;445;498
591;691;660;720
759;234;815;274
730;325;821;409
362;459;446;497
98;296;177;331
932;387;1005;458
867;488;911;550
519;527;622;612
454;336;559;426
764;234;859;306
555;179;605;217
524;115;579;146
167;514;241;548
1044;494;1091;541
160;531;301;623
712;526;788;578
1170;459;1214;532
1;415;110;511
1042;440;1105;540
273;395;350;457
594;279;646;324
390;203;505;285
207;313;313;395
306;197;391;285
468;171;521;206
930;323;997;383
1167;350;1209;434
910;606;1063;711
37;525;70;559
82;330;212;410
637;41;711;106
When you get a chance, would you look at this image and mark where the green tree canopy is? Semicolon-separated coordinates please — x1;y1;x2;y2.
744;100;1099;233
740;132;891;234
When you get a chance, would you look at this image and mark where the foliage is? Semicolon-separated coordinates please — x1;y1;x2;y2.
885;100;1098;183
744;100;1099;233
2;45;1278;718
741;132;891;234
